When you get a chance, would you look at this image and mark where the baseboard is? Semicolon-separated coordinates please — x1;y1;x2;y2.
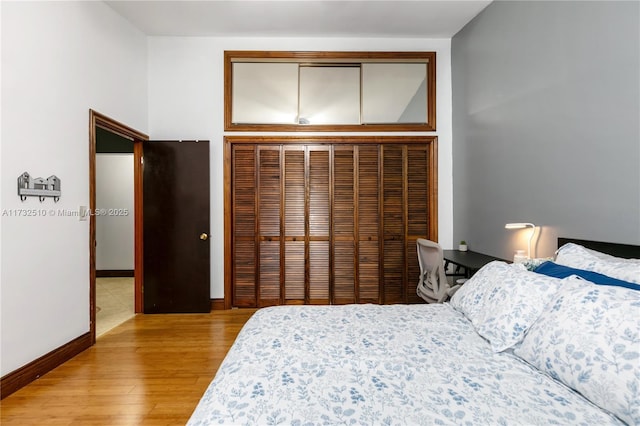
1;332;92;399
211;298;225;310
96;269;134;277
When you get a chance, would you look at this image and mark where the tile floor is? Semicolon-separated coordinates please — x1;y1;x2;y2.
96;277;135;337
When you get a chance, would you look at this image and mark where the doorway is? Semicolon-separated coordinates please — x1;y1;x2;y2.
89;110;148;344
95;127;135;336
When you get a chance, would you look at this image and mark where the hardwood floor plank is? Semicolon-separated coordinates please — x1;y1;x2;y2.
0;308;257;425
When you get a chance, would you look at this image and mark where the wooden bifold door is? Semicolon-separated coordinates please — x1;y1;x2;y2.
225;136;437;308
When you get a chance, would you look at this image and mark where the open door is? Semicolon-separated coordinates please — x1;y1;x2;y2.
143;140;211;313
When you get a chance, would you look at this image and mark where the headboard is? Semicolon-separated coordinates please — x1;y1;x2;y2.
558;237;640;259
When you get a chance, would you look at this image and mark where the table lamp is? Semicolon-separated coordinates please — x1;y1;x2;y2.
505;222;536;258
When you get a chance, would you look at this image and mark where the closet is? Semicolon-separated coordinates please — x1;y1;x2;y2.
226;136;437;307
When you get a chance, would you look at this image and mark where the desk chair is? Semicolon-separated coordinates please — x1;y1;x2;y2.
416;239;460;303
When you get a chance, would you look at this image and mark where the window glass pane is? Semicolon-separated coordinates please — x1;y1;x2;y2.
362;63;427;124
299;66;360;125
232;63;298;124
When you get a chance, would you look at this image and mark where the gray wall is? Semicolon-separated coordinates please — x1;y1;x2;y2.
451;0;639;260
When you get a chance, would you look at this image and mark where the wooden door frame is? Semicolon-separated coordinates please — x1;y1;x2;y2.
89;109;148;344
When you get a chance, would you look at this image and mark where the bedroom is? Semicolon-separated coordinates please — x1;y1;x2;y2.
1;0;639;423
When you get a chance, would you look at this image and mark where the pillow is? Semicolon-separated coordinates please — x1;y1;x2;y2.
449;261;564;352
514;277;640;425
555;243;640;284
534;261;640;291
519;257;554;271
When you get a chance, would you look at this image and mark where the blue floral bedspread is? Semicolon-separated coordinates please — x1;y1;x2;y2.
187;304;624;425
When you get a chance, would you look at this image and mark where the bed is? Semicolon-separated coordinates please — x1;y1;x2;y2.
188;238;640;425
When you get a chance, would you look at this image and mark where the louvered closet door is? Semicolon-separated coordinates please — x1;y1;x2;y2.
357;145;381;303
333;146;356;304
308;147;331;304
381;145;406;304
332;145;382;304
283;146;306;304
406;145;430;304
231;145;257;307
229;140;433;308
258;146;282;307
282;146;331;305
380;144;431;304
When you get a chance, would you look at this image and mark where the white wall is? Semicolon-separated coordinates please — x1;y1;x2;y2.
96;154;134;270
147;36;454;298
1;1;147;375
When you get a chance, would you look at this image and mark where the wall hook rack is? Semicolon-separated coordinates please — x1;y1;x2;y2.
17;172;61;202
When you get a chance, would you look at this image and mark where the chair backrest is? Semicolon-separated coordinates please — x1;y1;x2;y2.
416;238;450;303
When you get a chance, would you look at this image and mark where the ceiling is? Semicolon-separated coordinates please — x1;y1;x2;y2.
105;0;492;38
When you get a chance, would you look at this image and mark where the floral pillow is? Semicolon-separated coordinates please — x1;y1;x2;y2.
518;257;554;271
555;243;640;284
449;261;564;352
514;277;640;425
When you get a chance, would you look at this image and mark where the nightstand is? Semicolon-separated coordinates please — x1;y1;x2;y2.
443;250;509;279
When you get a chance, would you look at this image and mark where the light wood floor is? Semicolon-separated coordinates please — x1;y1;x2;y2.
1;309;257;425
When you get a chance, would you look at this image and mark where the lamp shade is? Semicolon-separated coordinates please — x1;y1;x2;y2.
505;222;535;230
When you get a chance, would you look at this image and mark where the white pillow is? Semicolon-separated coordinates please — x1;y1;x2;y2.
518;257;554;271
514;277;640;425
449;261;564;352
555;243;640;284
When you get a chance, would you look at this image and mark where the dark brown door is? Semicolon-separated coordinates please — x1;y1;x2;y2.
143;140;210;313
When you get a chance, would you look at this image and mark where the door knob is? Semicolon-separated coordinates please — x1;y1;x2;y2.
200;233;209;241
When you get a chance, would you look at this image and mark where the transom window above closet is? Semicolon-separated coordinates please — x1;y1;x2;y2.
225;51;436;132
